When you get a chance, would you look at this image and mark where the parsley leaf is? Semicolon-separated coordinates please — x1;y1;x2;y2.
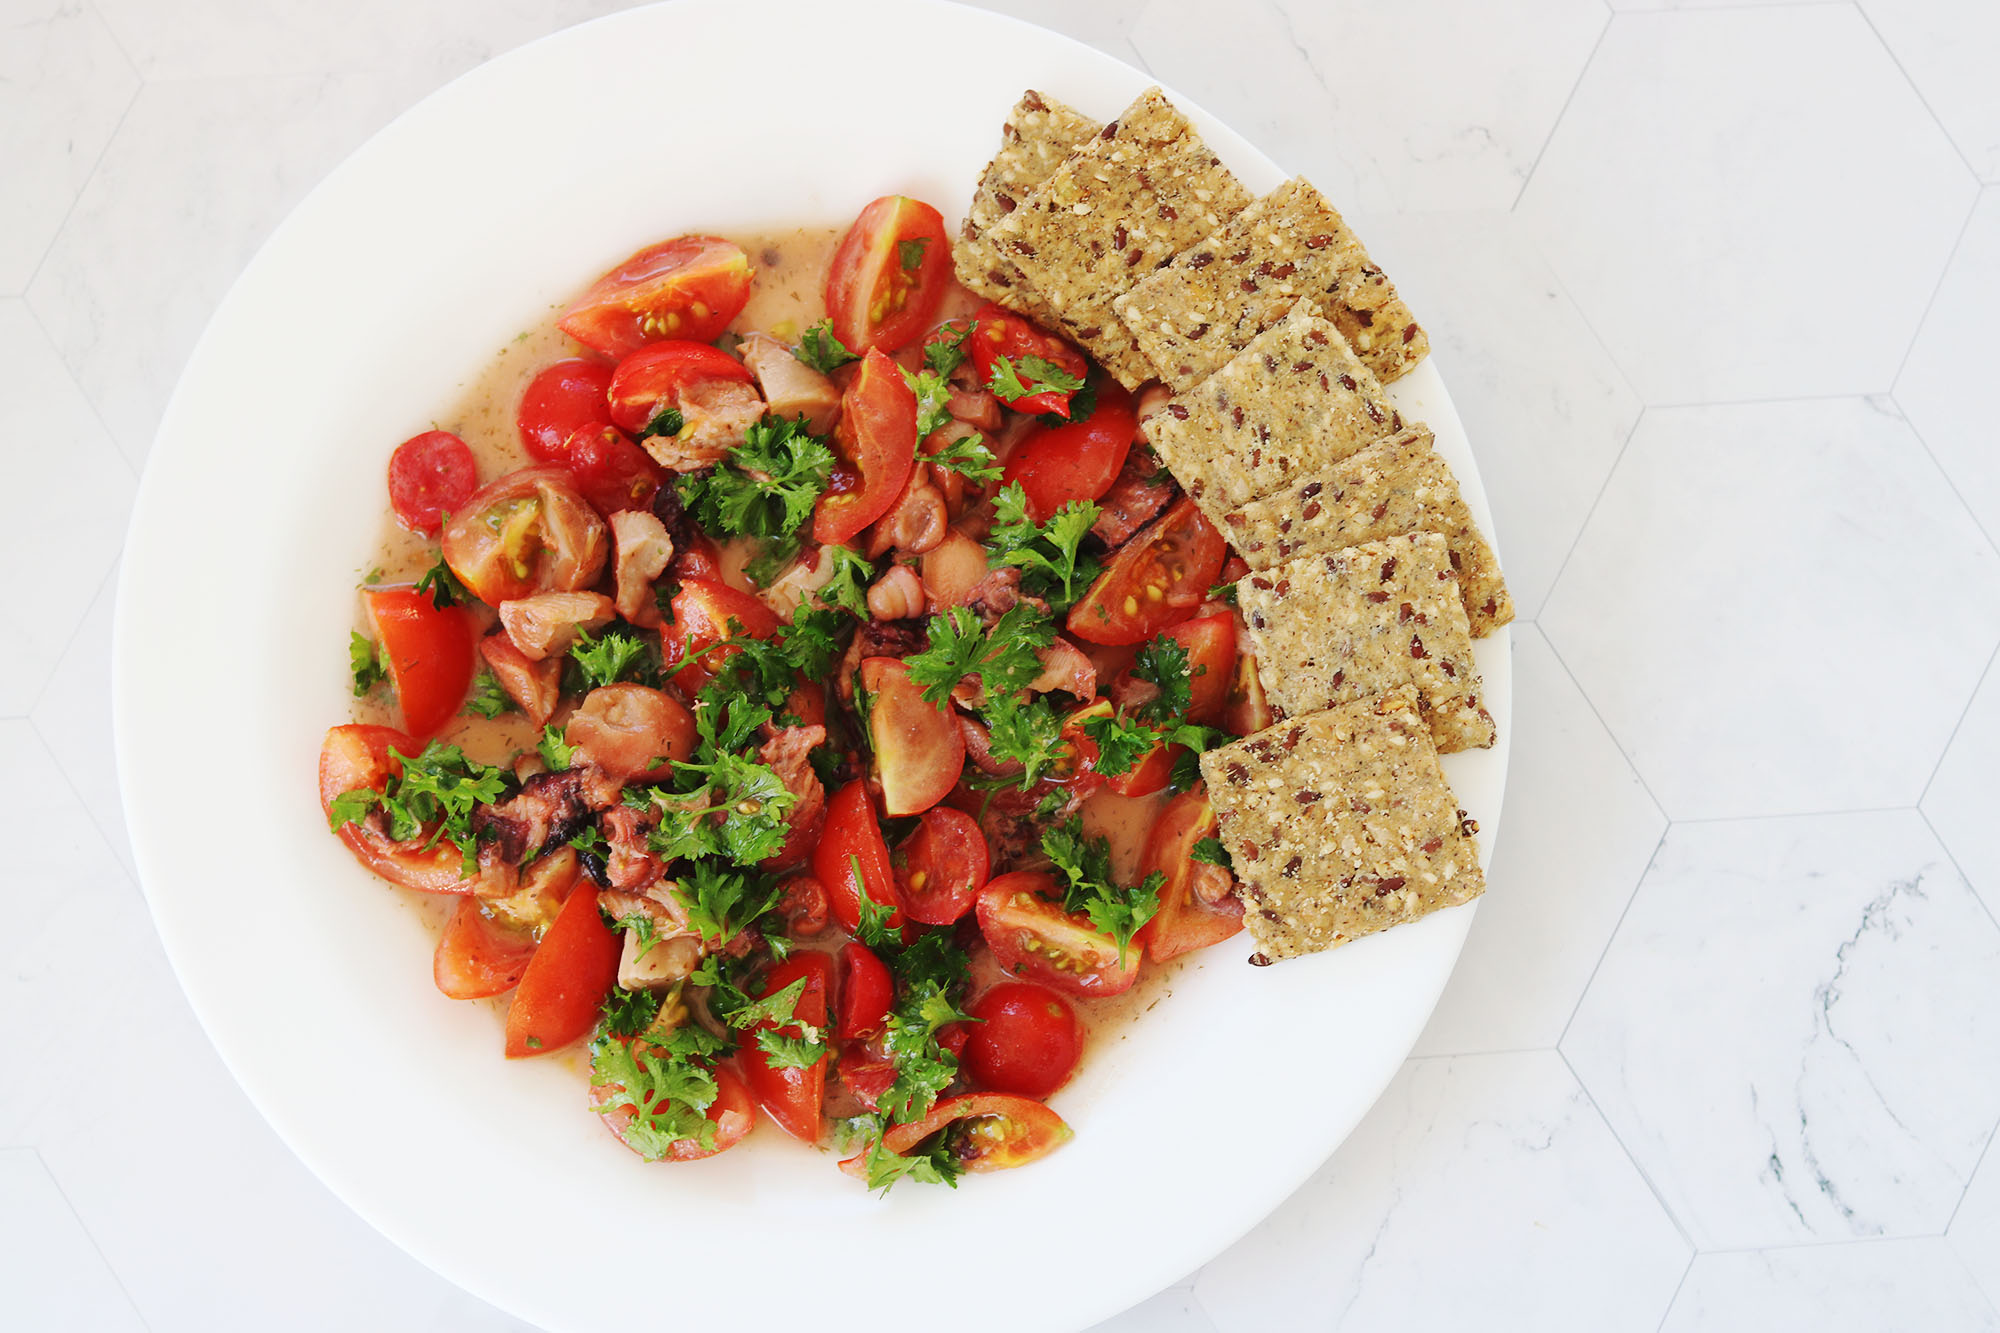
926;434;1002;484
669;860;784;946
600;985;661;1039
678;414;834;553
988;353;1085;405
587;1029;725;1161
986;482;1101;610
349;631;388;697
902;366;954;440
904;603;1055;705
1192;836;1230;867
859;1116;964;1194
898;236;930;271
538;724;575;771
1130;634;1195;723
924;320;975;379
1078;711;1157;778
878;931;975;1125
462;668;514;719
795;319;859;374
980;692;1066;788
328;741;507;876
699;966;829;1071
415;555;470;609
636;700;799;867
569;624;656;691
1036;379;1097;428
641;406;685;440
1042;817;1162;962
814;544;875;617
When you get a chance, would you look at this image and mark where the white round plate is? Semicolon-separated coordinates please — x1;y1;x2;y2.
116;3;1510;1329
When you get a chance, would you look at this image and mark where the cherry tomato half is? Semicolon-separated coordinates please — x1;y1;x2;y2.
738;951;833;1143
518;359;615;464
662;577;782;696
559;235;752;359
860;656;963;817
976;871;1141;998
563;424;664;516
814;780;904;936
387;430;477;536
441;467;609;606
893;806;990;926
881;1092;1072;1172
1000;380;1136;522
362;586;475;741
812;349;918;546
606;341;754;435
836;941;894;1041
963;983;1082;1099
824;196;951;355
595;1055;756;1163
318;725;470;894
969;303;1091;419
1136;787;1244;962
1067;496;1227;647
504;882;622;1058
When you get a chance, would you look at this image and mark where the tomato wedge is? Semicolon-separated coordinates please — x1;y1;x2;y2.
663;577;782;695
814;780;904;935
504;883;622;1058
433;897;537;1000
1223;641;1275;737
318;725;469;893
387;430;477;536
362;586;475;741
859;656;963;816
893;806;990;925
968;303;1090;419
824;196;951;354
976;871;1141;998
563;424;664;516
559;235;752;359
441;467;609;606
881;1092;1072;1172
595;1055;756;1163
1067;496;1228;647
1000;380;1136;522
963;983;1082;1099
606;341;754;434
812;349;917;545
738;951;834;1143
518;358;615;463
1103;740;1177;799
836;941;893;1041
1136;788;1244;962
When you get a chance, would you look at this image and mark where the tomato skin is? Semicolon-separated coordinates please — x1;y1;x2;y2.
362;587;475;741
518;359;615;463
977;871;1142;998
442;466;609;606
814;780;905;935
559;235;752;359
963;983;1082;1099
1067;496;1228;647
880;1092;1071;1171
596;1057;756;1163
606;341;753;434
1104;740;1177;799
738;951;834;1143
859;656;963;816
836;942;894;1041
1136;788;1244;962
824;196;951;354
387;431;477;536
812;349;918;545
663;577;783;695
318;725;470;893
563;424;664;515
434;893;541;1000
1000;381;1136;522
504;883;622;1058
893;807;990;925
968;303;1090;419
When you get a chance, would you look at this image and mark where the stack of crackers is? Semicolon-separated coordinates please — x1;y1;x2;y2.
955;88;1517;963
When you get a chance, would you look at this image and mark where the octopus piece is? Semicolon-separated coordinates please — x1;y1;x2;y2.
641;378;766;472
865;464;948;558
836;618;927;704
479;632;562;726
961;564;1047;628
759;723;828;842
602;883;704;990
1090;444;1176;548
946;385;1003;433
565;684;697;782
1027;636;1096;700
600;803;666;894
498;590;616;661
472;765;622;864
866;564;926;622
739;332;841;435
756;544;845;619
609;509;674;628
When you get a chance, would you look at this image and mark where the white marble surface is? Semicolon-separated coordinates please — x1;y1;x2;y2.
4;0;1998;1329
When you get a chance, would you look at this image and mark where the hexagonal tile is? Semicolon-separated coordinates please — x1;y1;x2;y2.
0;1150;147;1333
1952;1135;2000;1313
1132;0;1606;212
1924;647;2000;920
0;300;136;715
30;566;131;876
1860;0;2000;183
1563;811;2000;1251
1541;398;2000;821
1193;1052;1689;1333
0;1;138;295
1897;188;2000;545
1518;6;1975;404
1367;211;1642;618
1415;626;1663;1055
1660;1238;2000;1333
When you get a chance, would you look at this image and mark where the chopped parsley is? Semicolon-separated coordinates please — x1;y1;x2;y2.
537;723;575;771
904;603;1055;705
1130;635;1196;723
1191;837;1231;867
678;414;834;570
586;1024;731;1161
814;544;875;617
1036;379;1097;428
1077;711;1157;778
349;631;389;697
462;668;514;719
1042;818;1163;962
599;985;662;1039
878;930;974;1126
980;692;1066;788
858;1117;963;1194
415;554;470;609
668;859;785;947
794;318;858;374
641;406;685;440
988;353;1085;405
927;434;1002;484
569;624;656;691
924;320;975;379
326;741;508;876
897;236;930;271
986;482;1101;610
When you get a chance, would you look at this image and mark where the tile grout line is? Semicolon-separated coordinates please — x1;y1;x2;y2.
1915;641;1997;809
1652;1251;1696;1333
30;1146;157;1333
1535;607;1672;822
1888;185;1986;391
1851;2;1985;186
19;73;143;304
1536;409;1647;652
23;557;121;721
1556;1045;1702;1256
1945;1110;1999;1235
1554;820;1670;1050
1507;5;1614;214
22;297;147;482
1915;807;2000;944
1892;392;2000;562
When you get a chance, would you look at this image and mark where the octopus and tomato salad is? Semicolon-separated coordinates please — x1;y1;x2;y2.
322;195;1263;1188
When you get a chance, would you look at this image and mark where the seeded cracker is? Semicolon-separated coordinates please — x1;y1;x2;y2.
1202;687;1484;961
952;91;1103;330
1112;177;1428;391
1224;427;1515;637
984;87;1253;388
1237;533;1495;753
1146;307;1404;529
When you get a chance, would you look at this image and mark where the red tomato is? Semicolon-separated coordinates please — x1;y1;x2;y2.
963;983;1082;1099
595;1056;756;1163
859;656;963;816
1067;497;1228;646
558;235;752;359
968;303;1090;419
812;349;917;545
814;780;904;935
563;424;663;515
517;359;615;463
838;1050;898;1112
893;807;990;925
504;883;622;1058
836;941;894;1041
387;430;477;536
1000;381;1136;522
976;871;1141;998
1099;611;1240;796
441;467;609;605
434;895;540;1000
318;725;470;893
662;577;782;695
1104;740;1177;799
880;1092;1071;1172
777;874;831;938
824;196;951;354
606;341;753;434
738;951;833;1143
362;586;475;741
670;528;725;583
1136;788;1244;962
1222;644;1274;737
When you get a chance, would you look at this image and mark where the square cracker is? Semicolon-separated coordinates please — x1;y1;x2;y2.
952;91;1102;329
984;86;1253;387
1201;687;1484;961
1145;307;1404;528
1236;533;1496;752
1223;427;1515;637
1113;176;1428;390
